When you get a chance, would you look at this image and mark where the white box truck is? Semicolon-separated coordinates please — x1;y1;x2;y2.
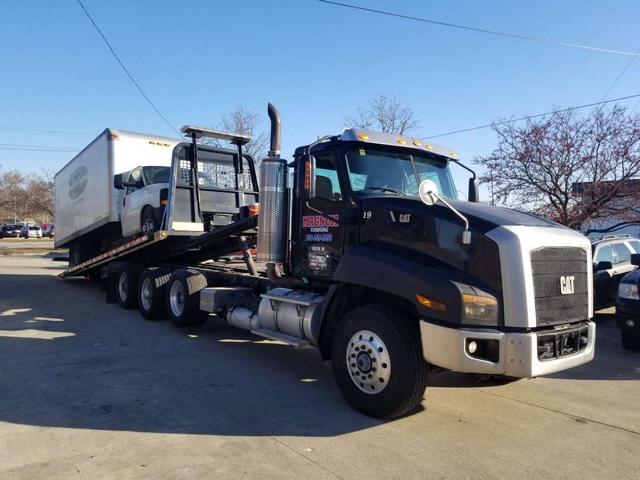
54;129;181;263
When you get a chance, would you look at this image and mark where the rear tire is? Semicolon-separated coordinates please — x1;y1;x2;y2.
331;304;428;419
138;267;171;320
621;331;640;351
166;269;209;327
117;267;140;309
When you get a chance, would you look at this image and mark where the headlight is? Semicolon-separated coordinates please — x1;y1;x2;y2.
453;282;499;326
618;282;639;300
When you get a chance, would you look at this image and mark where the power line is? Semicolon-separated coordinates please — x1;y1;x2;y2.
600;47;640;101
76;0;180;136
317;0;637;56
0;146;78;152
424;92;640;140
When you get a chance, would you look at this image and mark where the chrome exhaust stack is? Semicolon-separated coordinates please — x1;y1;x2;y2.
257;103;287;265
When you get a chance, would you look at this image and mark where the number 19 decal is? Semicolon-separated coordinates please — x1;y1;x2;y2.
362;210;372;220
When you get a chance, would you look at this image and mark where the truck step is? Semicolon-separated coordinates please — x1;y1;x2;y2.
250;328;312;349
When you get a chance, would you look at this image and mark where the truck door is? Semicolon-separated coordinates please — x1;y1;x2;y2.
295;151;348;278
121;168;145;237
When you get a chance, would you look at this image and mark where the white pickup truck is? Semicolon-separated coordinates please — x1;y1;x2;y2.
114;165;170;237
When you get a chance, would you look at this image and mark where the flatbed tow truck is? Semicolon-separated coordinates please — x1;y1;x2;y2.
59;104;596;418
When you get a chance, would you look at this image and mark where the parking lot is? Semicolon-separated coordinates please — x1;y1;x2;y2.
0;249;638;479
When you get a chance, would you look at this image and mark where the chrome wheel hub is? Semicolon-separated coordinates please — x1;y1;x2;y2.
169;281;185;317
140;277;153;311
346;329;391;394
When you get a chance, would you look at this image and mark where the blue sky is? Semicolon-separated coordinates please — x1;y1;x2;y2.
1;0;639;195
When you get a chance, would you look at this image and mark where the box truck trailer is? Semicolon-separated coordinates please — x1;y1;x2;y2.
59;104;596;419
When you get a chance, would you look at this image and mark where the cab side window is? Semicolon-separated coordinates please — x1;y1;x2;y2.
595;245;614;266
314;153;342;201
126;168;144;194
628;240;640;253
613;243;631;264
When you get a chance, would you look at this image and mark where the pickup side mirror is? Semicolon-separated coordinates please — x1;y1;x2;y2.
631;254;640;266
595;261;613;271
114;174;124;190
468;177;479;203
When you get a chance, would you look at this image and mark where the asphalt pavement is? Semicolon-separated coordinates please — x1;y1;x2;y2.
0;253;638;479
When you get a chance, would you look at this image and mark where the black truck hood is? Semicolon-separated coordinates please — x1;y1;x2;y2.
359;196;558;233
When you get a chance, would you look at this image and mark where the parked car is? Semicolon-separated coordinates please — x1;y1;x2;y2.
592;235;640;310
41;224;55;237
615;253;640;350
20;225;43;239
114;165;170;237
0;225;21;238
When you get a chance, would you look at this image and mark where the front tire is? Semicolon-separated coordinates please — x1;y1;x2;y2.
141;206;159;235
331;304;428;419
166;269;209;327
138;267;171;320
621;331;640;351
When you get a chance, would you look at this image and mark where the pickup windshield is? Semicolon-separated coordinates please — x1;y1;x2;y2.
345;147;457;199
142;166;170;185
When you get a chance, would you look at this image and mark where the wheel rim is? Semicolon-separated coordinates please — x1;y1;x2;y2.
142;214;154;234
118;272;128;301
140;277;154;311
346;329;391;394
169;281;185;317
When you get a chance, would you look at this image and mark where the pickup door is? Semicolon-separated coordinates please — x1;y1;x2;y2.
120;168;167;238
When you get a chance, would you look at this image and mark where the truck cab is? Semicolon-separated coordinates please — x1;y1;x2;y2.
277;128;595;379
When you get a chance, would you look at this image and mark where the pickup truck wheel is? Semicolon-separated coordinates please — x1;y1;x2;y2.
141;206;159;234
166;269;209;327
621;331;640;351
117;268;140;309
138;267;171;320
331;304;428;419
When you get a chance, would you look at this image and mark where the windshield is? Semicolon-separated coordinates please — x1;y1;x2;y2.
345;147;457;199
142;166;170;185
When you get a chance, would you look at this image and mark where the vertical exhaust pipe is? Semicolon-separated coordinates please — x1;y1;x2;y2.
268;103;281;158
257;103;287;265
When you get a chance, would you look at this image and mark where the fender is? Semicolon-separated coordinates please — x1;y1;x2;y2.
331;245;494;323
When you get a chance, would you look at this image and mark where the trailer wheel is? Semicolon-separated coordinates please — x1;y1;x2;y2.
117;267;140;309
331;304;428;419
166;269;209;327
138;267;171;320
621;331;640;351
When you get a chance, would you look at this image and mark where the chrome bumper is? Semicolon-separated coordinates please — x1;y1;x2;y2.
419;320;596;378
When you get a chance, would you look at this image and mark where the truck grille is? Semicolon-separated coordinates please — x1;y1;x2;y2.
530;247;589;326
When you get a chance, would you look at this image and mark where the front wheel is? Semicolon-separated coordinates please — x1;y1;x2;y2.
331;304;428;419
141;206;159;235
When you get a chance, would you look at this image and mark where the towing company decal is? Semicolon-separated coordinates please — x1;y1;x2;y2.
303;214;339;243
303;214;339;228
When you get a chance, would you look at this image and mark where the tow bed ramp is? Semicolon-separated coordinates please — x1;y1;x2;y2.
60;216;258;278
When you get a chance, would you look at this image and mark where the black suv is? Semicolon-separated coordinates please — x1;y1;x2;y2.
615;253;640;350
0;225;20;238
592;235;640;310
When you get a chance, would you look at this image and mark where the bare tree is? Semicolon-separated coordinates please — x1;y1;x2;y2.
476;106;640;233
0;168;54;224
0;169;27;224
346;95;419;135
203;106;269;164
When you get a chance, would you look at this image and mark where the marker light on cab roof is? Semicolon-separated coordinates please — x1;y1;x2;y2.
397;138;406;145
412;140;422;146
358;133;369;140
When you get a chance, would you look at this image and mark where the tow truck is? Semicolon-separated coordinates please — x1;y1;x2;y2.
59;104;596;418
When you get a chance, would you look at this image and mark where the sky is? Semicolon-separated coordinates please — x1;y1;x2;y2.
1;0;639;197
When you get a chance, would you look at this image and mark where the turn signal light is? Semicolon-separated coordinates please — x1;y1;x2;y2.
248;203;260;217
416;294;446;312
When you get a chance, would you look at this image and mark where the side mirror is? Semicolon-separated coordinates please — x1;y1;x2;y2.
468;177;479;203
595;261;613;271
114;174;124;190
631;254;640;266
418;179;439;206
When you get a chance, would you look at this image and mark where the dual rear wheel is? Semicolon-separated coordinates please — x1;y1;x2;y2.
114;267;209;326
